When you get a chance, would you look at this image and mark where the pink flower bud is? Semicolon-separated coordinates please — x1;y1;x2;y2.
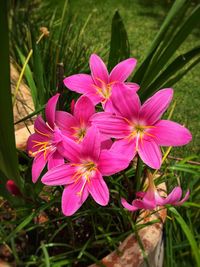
70;99;75;114
6;180;21;196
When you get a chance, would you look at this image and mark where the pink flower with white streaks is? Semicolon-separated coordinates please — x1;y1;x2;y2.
121;172;190;211
41;126;130;216
27;94;64;182
63;54;139;111
91;84;192;169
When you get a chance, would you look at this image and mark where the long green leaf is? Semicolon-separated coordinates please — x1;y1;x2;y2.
133;0;188;84
146;46;200;94
0;1;22;190
140;4;200;93
108;11;130;71
169;207;200;267
162;56;200;88
33;42;47;106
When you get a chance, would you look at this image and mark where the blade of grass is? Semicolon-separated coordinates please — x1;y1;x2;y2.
14;105;45;124
41;242;50;267
108;11;130;71
140;4;200;93
162;56;200;88
15;46;38;109
169;207;200;267
133;0;188;83
146;46;200;92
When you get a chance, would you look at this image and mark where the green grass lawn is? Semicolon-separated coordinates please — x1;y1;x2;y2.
67;0;200;158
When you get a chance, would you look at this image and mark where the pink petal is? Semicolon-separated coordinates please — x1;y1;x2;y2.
98;149;130;176
102;98;114;112
121;198;139;211
81;126;100;161
111;138;137;161
175;189;190;206
32;152;47;183
89;54;109;86
163;187;189;206
74;96;95;123
34;115;52;136
150;120;192;146
45;93;60;129
47;150;64;170
125;82;140;92
138;139;162;169
88;171;109;206
85;91;103;105
139;89;173;125
63;74;94;94
140;188;156;210
109;58;137;82
62;181;89;216
41;163;76;185
55;111;79;137
57;136;81;162
111;83;141;120
91;112;130;138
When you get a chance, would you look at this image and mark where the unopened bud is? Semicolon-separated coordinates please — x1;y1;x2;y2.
6;180;21;196
70;99;75;114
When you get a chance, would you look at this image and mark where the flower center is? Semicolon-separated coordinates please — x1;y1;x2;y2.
93;78;115;101
29;127;56;159
72;126;87;142
29;140;54;159
71;161;97;196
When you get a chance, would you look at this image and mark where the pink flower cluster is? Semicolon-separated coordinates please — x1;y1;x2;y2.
27;54;192;216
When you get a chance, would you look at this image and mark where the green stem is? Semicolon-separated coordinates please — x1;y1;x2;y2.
135;156;143;192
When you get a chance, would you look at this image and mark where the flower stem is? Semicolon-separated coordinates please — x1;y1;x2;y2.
135;156;143;192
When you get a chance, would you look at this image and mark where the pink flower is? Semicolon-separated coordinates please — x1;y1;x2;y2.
91;84;192;169
63;54;139;111
41;126;130;216
121;172;190;211
27;94;64;183
55;95;95;143
6;180;21;196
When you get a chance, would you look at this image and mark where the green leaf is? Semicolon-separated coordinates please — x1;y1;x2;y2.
108;11;130;71
162;56;200;88
169;207;200;267
140;4;200;94
146;46;200;94
33;42;47;107
0;1;23;190
133;0;189;84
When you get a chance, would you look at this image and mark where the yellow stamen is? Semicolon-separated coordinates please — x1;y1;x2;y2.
92;77;116;100
71;161;97;196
